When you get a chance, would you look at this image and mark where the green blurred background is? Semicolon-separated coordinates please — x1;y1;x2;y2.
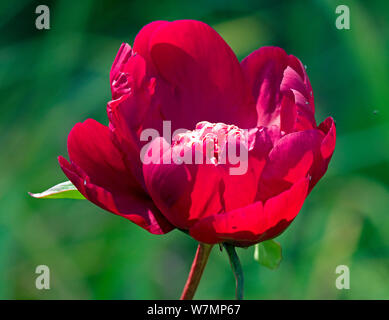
1;0;388;299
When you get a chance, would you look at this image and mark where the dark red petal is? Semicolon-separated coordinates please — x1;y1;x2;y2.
286;55;314;111
189;199;264;244
142;129;271;230
218;164;261;214
110;52;147;100
280;58;316;130
67;119;137;191
216;126;275;212
309;117;336;189
110;43;132;85
258;129;323;200
319;117;336;159
241;47;316;131
189;177;308;246
259;177;309;241
107;95;145;187
249;125;281;158
61;119;174;234
148;20;256;131
132;20;169;75
207;126;275;215
241;47;288;127
59;157;173;234
107;50;164;186
142;137;224;229
279;91;297;133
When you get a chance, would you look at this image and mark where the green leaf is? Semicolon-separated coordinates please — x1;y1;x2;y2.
29;181;85;200
254;240;282;270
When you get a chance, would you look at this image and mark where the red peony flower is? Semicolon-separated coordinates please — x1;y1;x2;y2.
58;20;335;246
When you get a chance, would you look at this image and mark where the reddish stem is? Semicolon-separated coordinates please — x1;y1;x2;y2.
180;243;213;300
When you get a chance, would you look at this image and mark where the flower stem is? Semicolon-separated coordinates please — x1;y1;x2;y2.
180;243;213;300
223;243;244;300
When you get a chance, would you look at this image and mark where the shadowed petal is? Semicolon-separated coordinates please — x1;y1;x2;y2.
241;47;315;131
147;20;257;131
309;116;336;189
189;177;309;246
257;129;322;200
142;137;224;229
133;20;169;76
110;43;132;85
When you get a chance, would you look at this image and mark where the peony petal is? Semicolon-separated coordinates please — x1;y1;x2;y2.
279;90;297;133
132;20;169;76
142;137;224;229
258;129;323;200
189;199;264;245
189;177;308;246
259;177;309;241
67;119;138;191
147;20;256;131
110;52;147;100
286;55;314;110
107;90;160;188
107;53;162;188
110;43;132;85
309;117;336;189
280;62;315;130
319;117;336;159
216;126;275;212
60;119;174;234
241;47;316;131
241;47;288;127
142;129;269;230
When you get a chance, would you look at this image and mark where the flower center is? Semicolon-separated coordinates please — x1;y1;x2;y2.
172;121;248;165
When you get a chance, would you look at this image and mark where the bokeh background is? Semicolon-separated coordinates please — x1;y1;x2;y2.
1;0;388;299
